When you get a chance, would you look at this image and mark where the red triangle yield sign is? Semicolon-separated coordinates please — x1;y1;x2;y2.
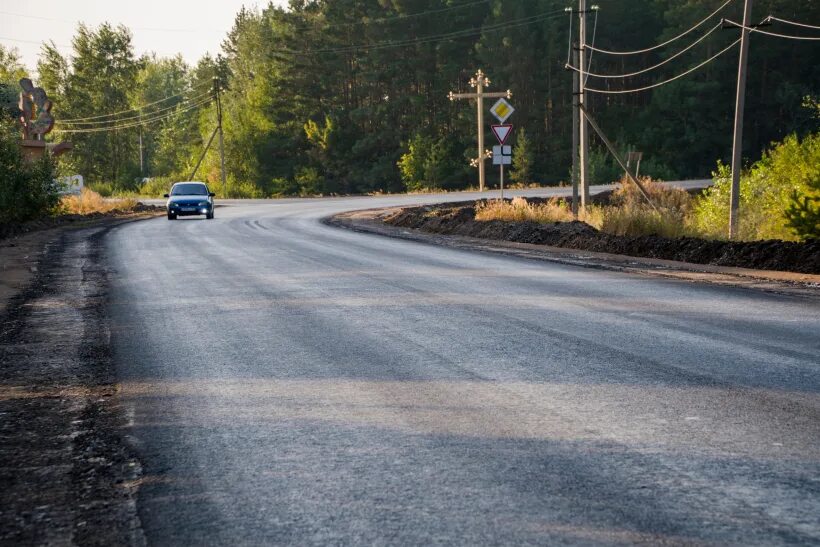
491;124;513;145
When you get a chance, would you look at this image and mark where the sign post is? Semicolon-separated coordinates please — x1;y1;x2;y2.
490;99;515;200
448;70;512;191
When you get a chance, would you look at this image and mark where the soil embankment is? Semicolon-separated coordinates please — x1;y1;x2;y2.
383;200;820;274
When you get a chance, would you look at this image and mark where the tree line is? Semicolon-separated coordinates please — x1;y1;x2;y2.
1;0;818;197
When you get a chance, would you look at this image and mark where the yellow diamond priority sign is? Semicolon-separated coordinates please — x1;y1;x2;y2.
490;98;514;123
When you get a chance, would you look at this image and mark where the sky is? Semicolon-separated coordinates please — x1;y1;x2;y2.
0;0;288;75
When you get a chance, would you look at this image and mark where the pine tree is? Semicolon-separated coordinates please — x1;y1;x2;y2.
510;128;533;186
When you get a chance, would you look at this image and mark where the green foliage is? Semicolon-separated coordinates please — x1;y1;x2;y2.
0;121;60;223
137;176;176;197
398;134;433;191
785;189;820;240
294;167;324;196
510;128;533;185
18;1;820;197
691;133;820;241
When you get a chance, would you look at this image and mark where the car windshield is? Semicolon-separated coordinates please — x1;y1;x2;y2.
171;183;208;196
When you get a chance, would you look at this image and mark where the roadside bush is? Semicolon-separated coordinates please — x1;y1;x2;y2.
0;120;60;224
137;176;176;197
230;180;266;199
690;133;820;241
600;204;689;238
87;181;116;197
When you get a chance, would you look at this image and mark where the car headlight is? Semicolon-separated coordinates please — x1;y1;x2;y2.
199;201;209;207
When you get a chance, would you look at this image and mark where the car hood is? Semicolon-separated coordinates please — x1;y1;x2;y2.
168;195;211;203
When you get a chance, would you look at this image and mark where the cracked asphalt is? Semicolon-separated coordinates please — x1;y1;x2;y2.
105;190;820;545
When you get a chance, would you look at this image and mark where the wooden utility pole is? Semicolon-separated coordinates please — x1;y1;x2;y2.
571;44;580;217
729;0;753;239
578;0;590;209
449;69;511;192
214;77;227;197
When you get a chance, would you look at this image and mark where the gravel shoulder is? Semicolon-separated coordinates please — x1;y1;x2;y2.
326;206;820;299
0;218;154;545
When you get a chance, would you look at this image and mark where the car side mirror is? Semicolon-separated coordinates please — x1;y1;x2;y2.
163;193;169;198
209;192;216;197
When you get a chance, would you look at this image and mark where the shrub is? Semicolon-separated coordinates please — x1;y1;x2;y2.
0;120;60;224
137;176;176;197
230;181;266;199
510;128;534;186
691;133;820;241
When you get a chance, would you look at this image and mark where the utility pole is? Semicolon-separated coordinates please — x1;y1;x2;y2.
449;70;511;192
578;0;590;210
729;0;753;239
214;77;227;197
571;43;580;217
138;126;144;177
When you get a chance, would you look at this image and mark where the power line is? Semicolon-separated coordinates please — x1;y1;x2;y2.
58;90;213;126
282;10;566;55
567;22;724;79
768;16;820;31
0;35;72;48
583;38;740;94
724;19;820;40
585;0;735;55
53;97;212;133
59;80;212;123
584;8;599;87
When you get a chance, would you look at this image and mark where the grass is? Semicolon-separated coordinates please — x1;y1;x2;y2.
475;178;696;239
60;188;139;215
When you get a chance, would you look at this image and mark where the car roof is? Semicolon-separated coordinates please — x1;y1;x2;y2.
172;181;207;186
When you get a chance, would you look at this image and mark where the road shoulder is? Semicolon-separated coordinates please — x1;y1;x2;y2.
0;219;151;544
325;207;820;299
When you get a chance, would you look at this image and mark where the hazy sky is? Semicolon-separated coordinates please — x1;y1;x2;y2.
0;0;288;74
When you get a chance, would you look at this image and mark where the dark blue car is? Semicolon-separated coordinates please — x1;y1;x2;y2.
164;182;215;220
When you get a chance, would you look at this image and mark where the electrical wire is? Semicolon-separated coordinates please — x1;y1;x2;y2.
583;38;740;94
282;9;566;55
58;90;214;126
59;81;213;123
584;8;599;87
53;97;212;133
567;22;723;79
768;16;820;30
585;0;734;55
724;19;820;40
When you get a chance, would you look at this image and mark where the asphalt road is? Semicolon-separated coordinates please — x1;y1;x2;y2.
107;185;820;546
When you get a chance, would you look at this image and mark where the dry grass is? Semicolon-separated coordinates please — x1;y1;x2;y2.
476;197;575;223
60;188;139;215
476;197;603;227
474;184;693;239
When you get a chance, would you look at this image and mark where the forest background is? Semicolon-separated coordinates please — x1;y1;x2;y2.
1;0;818;198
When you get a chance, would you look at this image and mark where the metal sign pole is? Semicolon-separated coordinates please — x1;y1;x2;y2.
500;163;504;201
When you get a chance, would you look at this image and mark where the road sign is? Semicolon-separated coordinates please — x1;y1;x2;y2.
491;124;513;145
490;98;514;123
492;145;512;165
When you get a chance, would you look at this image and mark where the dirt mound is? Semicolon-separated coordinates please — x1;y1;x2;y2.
384;202;820;274
0;203;164;240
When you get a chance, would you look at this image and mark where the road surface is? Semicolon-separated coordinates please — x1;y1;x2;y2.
107;186;820;545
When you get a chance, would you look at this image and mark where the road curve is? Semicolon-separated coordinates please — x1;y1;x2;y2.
106;187;820;545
